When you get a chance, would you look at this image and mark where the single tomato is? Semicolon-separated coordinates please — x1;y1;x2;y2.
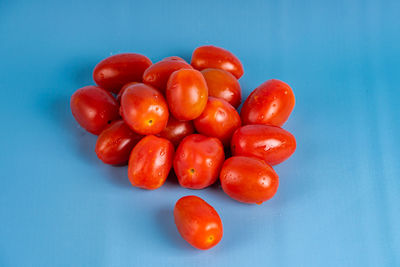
158;116;195;147
174;195;223;250
241;79;295;127
128;135;174;190
116;82;138;103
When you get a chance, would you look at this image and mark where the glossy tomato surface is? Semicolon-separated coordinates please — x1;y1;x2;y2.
120;83;169;135
174;195;223;250
191;45;244;79
241;79;295;127
158;116;195;147
220;156;279;204
201;68;242;108
231;124;296;166
93;53;152;94
128;135;174;190
174;134;224;189
95;120;142;165
70;86;120;135
116;82;138;103
194;97;241;147
166;69;208;121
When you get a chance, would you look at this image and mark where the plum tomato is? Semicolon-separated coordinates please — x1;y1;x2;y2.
191;45;244;79
142;59;193;93
120;83;169;135
158;116;195;147
201;68;242;108
193;97;241;147
241;79;295;127
174;195;223;250
70;86;120;135
220;156;279;204
93;53;152;94
166;69;208;121
231;125;296;166
173;134;224;189
95;120;142;165
128;135;174;190
116;82;138;103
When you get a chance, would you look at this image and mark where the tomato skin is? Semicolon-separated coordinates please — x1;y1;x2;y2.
120;83;169;135
162;56;186;62
174;134;224;189
201;68;242;108
128;135;174;190
142;60;193;93
116;82;138;103
220;156;279;204
194;97;241;147
95;120;142;165
241;79;295;127
166;69;208;121
191;45;244;79
70;86;120;135
158;116;195;147
231;125;296;166
174;195;223;250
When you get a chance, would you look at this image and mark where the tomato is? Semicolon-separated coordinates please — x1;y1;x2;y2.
231;125;296;166
174;134;224;189
220;156;279;204
162;56;186;62
201;68;242;108
128;135;174;190
241;79;295;127
116;82;138;103
166;69;208;121
95;120;142;165
158;116;195;147
174;195;223;250
191;45;244;79
142;59;193;93
193;97;241;147
70;86;120;135
120;83;169;135
93;53;152;94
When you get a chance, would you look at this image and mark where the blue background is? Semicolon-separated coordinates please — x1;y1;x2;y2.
1;0;399;266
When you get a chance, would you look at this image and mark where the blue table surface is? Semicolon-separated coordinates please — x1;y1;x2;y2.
1;0;399;266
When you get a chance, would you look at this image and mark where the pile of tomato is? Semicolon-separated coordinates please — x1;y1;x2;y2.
70;45;296;250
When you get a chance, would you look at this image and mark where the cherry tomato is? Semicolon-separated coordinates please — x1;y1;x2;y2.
116;82;138;103
128;135;174;190
174;195;223;250
201;68;242;108
120;83;169;135
166;69;208;121
174;134;224;189
142;60;193;93
158;116;195;147
194;97;241;147
241;79;295;127
220;156;279;204
70;86;120;135
231;125;296;166
162;56;186;62
93;53;152;94
191;45;244;79
95;120;142;165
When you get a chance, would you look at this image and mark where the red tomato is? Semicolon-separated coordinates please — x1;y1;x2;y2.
166;69;208;121
95;120;142;165
194;97;241;147
70;86;120;135
93;53;152;94
241;79;295;127
116;82;138;103
231;125;296;166
128;135;174;190
162;56;186;62
174;134;224;189
201;68;242;108
142;60;193;93
158;116;195;147
174;195;223;250
220;156;279;204
191;45;244;79
120;83;169;135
